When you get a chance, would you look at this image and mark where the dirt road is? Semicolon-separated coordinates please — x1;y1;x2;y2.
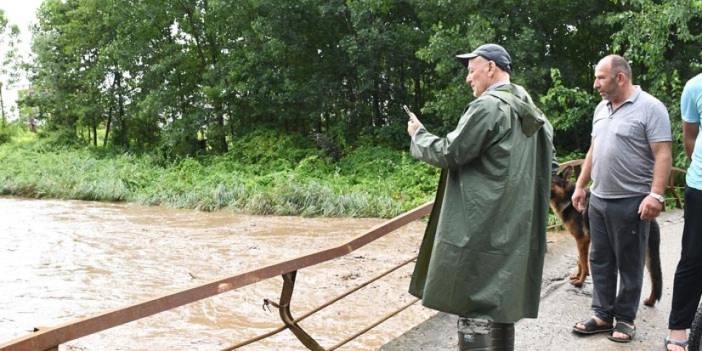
380;209;684;351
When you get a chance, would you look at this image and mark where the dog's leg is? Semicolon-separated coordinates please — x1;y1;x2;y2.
570;235;590;287
570;266;581;281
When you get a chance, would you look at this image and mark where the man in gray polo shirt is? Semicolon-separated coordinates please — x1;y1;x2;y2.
571;55;672;343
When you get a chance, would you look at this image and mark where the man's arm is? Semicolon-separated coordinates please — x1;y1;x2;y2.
572;139;594;213
683;122;699;160
638;141;672;219
407;99;501;169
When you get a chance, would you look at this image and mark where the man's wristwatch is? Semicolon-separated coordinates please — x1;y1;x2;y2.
649;192;665;204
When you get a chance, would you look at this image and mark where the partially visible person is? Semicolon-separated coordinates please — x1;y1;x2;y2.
571;55;672;343
406;43;553;351
665;73;702;351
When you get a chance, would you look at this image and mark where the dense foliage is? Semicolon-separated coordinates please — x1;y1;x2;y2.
0;129;439;217
5;0;698;163
1;1;701;217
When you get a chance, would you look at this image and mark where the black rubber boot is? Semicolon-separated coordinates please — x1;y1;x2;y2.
457;318;515;351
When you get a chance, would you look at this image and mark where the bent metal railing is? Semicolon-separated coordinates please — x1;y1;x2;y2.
0;202;434;351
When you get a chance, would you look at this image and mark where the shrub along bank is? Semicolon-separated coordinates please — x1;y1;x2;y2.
0;130;440;218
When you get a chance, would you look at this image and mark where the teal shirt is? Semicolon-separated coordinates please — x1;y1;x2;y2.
681;74;702;190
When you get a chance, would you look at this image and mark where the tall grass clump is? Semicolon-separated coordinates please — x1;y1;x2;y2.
0;130;440;218
0;128;14;145
0;143;153;201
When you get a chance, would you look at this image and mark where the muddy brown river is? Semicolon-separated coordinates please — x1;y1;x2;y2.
0;197;435;350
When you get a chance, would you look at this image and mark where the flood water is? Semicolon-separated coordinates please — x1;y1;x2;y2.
0;197;435;351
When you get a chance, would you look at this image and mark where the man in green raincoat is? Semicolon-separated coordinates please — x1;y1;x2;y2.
406;44;553;350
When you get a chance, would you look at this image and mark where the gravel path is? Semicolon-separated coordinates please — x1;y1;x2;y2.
379;210;684;351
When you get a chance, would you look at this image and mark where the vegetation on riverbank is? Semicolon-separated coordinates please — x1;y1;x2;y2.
0;129;439;218
2;1;698;219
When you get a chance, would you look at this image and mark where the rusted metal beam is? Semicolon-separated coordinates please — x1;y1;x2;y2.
669;167;687;209
276;272;324;350
0;201;433;351
222;256;417;351
556;159;584;174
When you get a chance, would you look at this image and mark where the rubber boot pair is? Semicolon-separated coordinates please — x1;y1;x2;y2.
457;317;514;351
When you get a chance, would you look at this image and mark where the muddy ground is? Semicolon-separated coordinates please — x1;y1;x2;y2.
380;209;685;351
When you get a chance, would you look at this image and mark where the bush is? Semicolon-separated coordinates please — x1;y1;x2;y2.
0;123;21;145
540;68;598;154
0;128;11;145
0;130;441;218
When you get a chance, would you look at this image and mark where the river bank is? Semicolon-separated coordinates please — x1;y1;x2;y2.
0;131;439;218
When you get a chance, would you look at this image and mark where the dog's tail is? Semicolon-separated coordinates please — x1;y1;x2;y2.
644;220;662;306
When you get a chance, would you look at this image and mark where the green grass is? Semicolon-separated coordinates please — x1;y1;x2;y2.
0;130;439;218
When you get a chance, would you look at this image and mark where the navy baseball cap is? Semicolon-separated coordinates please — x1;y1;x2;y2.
456;43;512;73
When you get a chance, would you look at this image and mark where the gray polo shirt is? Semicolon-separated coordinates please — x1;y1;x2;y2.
591;86;671;198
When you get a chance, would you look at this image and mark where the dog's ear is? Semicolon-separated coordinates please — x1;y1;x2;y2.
561;165;574;181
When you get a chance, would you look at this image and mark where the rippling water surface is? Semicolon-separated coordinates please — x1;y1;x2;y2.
0;197;434;350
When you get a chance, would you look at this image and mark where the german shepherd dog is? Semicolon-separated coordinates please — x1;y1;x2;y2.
549;164;662;306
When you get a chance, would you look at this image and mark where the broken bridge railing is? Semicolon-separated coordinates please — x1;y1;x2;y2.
0;202;434;351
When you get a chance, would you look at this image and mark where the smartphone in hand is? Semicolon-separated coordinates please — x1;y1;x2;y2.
402;105;413;120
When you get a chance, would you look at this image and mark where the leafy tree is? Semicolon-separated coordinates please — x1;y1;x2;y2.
21;0;702;162
607;0;702;166
0;9;6;126
540;69;597;152
1;10;25;125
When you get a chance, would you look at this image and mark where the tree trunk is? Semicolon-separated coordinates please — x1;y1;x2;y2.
318;113;323;132
104;104;112;147
211;104;228;153
414;74;421;112
92;117;98;146
230;107;236;140
372;82;381;127
186;0;227;153
115;71;127;148
0;82;6;126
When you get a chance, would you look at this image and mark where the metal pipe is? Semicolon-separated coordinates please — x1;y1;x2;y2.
326;298;420;351
222;256;417;350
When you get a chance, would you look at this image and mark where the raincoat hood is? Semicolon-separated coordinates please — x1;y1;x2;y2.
486;84;546;137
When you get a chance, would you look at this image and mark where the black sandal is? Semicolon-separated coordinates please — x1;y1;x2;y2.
572;317;614;335
608;321;636;343
664;336;688;350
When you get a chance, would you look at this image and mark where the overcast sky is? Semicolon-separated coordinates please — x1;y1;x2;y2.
1;0;43;119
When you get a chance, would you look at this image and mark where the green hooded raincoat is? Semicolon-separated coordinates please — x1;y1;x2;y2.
408;83;553;323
